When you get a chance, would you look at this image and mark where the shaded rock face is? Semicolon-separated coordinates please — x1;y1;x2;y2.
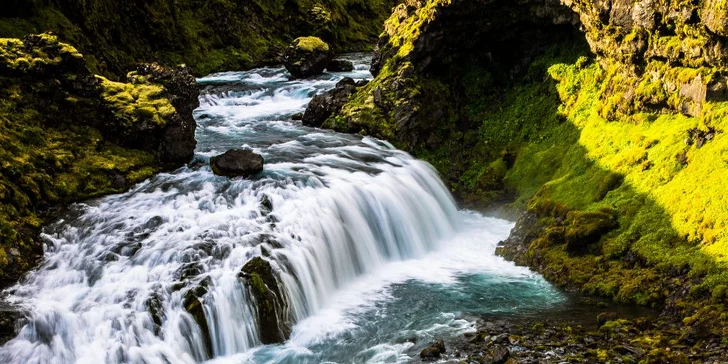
133;63;199;167
302;77;360;127
239;257;292;344
283;36;333;78
210;149;264;177
330;0;582;148
327;59;354;72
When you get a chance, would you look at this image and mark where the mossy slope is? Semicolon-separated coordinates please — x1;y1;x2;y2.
0;0;396;77
0;34;195;287
327;0;728;347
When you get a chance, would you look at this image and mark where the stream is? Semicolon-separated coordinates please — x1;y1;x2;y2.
0;53;565;364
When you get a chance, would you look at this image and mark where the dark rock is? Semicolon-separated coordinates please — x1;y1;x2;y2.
420;339;446;359
302;77;359;127
211;149;264;177
0;302;24;345
132;63;199;167
183;277;213;358
283;37;332;79
327;59;354;72
291;112;303;121
239;257;291;344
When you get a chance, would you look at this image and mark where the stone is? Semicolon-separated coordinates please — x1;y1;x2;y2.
239;257;291;344
327;59;354;72
210;149;264;177
302;77;359;127
283;36;332;79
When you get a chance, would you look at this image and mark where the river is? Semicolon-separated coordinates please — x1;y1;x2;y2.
0;53;564;364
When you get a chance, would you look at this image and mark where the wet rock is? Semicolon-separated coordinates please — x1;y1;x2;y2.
239;257;291;344
183;277;213;358
260;194;273;216
420;339;446;359
327;59;354;72
0;302;24;345
211;149;264;177
145;294;164;334
302;77;359;127
283;36;332;79
291;112;303;121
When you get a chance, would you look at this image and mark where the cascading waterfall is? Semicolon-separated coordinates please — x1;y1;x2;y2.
0;54;564;364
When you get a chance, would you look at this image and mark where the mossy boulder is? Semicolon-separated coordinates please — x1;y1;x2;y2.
564;210;618;252
239;257;291;344
210;149;264;178
283;36;332;79
302;77;360;127
0;33;197;289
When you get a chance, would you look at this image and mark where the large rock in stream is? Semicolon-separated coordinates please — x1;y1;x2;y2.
239;257;292;344
211;149;264;177
283;36;332;79
302;77;366;127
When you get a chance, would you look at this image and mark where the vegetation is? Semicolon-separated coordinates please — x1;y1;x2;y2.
0;0;396;77
0;34;186;286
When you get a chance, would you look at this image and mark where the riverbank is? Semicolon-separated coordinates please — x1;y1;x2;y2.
320;0;728;360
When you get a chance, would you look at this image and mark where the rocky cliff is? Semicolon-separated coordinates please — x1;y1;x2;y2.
0;0;396;77
0;34;198;287
324;0;728;358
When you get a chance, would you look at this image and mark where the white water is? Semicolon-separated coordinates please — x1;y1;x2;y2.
0;53;563;364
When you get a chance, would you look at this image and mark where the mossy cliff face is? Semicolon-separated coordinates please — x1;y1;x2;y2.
0;0;396;77
326;0;728;349
0;34;197;288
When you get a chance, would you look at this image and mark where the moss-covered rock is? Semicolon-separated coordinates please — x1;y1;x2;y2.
0;0;396;77
283;36;332;78
239;257;291;345
0;34;197;288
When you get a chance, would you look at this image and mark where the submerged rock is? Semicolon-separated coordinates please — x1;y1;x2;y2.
326;59;354;72
239;257;291;344
302;77;359;127
210;149;264;177
283;36;332;79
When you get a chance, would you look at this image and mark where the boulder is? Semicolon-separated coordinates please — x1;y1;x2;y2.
210;149;264;177
327;59;354;72
239;257;291;344
302;77;359;127
283;37;332;79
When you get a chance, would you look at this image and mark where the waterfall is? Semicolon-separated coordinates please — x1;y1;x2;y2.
0;55;469;363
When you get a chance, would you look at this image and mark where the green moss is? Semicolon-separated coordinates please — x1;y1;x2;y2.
0;34;169;286
293;36;330;53
98;76;176;127
0;0;395;77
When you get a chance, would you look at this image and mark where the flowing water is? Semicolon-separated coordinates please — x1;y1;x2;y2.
0;54;565;364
